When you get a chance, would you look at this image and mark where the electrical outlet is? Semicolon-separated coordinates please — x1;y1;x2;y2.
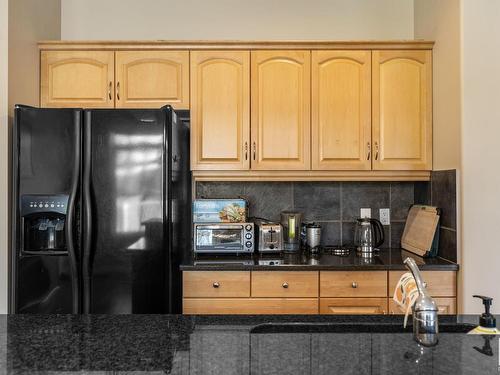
360;208;371;218
380;208;390;225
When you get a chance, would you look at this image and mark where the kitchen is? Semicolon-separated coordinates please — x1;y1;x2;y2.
1;0;500;373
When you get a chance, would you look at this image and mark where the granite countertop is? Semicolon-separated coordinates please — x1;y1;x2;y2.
1;314;498;374
180;248;459;271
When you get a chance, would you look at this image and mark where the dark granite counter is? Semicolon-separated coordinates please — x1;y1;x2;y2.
180;248;459;271
1;314;498;374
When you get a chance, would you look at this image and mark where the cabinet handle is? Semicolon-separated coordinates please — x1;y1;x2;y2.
212;282;220;288
367;142;371;160
244;142;248;161
116;82;120;100
252;142;256;161
108;81;112;100
374;142;379;160
351;282;358;288
282;282;289;289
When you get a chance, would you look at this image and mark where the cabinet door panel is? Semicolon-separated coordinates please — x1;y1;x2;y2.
372;50;432;170
41;51;114;108
320;298;387;315
115;51;189;109
191;51;250;170
312;51;371;170
251;50;310;170
389;298;456;315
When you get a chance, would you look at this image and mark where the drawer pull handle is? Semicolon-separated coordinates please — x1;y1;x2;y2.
282;282;289;289
351;282;358;288
212;282;220;288
423;282;427;288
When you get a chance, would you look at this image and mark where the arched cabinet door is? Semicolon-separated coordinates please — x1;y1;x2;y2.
41;51;114;108
372;50;432;170
251;51;311;170
312;51;372;170
115;51;189;109
190;51;250;170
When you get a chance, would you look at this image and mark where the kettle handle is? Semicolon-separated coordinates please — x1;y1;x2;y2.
370;218;385;248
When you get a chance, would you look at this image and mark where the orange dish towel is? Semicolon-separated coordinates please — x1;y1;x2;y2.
393;272;419;328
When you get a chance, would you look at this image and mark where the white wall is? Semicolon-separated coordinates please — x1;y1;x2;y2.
61;0;414;40
0;0;9;314
461;0;500;314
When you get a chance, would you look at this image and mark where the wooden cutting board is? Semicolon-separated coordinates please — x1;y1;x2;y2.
401;205;440;257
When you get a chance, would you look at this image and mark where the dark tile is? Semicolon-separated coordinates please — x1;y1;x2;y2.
341;182;390;221
244;182;293;222
341;221;356;246
318;222;341;246
390;183;414;221
293;182;340;221
431;170;457;229
390;222;406;249
414;182;431;205
438;227;457;263
195;182;246;199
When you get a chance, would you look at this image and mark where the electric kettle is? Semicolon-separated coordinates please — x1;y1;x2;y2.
354;218;385;255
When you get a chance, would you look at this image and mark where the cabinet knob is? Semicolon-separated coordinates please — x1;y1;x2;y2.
374;142;379;161
252;142;256;161
367;142;371;160
116;81;121;100
282;282;289;289
351;282;358;289
212;282;220;288
244;142;248;161
108;81;112;100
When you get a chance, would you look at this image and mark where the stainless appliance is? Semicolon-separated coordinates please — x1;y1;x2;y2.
11;105;191;314
305;223;322;251
257;221;283;252
193;223;254;254
281;211;302;252
354;217;384;256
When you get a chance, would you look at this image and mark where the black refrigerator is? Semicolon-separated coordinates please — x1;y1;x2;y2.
11;105;191;314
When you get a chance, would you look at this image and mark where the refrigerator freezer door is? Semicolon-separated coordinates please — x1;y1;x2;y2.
12;106;81;313
83;109;168;313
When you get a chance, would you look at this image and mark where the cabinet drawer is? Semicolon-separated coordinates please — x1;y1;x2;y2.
320;271;387;297
389;271;456;297
183;271;250;298
320;298;387;315
251;271;319;297
388;298;456;315
183;298;318;314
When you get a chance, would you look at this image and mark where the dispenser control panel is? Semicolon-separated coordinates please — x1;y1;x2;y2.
20;195;69;216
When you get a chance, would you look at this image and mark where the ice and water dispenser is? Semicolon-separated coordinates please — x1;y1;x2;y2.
20;195;69;253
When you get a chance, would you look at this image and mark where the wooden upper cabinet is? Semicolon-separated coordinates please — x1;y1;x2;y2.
115;51;189;109
251;50;311;170
372;50;432;170
312;51;372;170
190;51;250;170
41;51;114;108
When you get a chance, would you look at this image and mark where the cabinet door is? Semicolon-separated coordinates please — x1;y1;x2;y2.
372;50;432;170
41;51;114;108
115;51;189;109
312;51;371;170
251;50;311;170
190;51;250;170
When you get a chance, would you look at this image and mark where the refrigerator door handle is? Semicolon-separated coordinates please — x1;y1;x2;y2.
82;112;93;314
66;110;82;314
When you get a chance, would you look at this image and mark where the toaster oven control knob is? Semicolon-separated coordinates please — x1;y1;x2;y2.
245;241;252;248
245;233;252;239
269;244;275;249
282;282;289;289
212;282;220;288
245;225;252;231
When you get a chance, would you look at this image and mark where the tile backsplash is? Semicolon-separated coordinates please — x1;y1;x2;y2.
196;181;415;249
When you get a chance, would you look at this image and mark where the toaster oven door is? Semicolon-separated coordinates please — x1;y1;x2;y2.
195;225;244;251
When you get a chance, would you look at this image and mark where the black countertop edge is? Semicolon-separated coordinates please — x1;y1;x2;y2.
179;263;459;271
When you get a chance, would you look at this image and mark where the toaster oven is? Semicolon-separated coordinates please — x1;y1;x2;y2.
193;223;255;254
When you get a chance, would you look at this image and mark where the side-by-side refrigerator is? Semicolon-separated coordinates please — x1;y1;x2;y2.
11;105;191;314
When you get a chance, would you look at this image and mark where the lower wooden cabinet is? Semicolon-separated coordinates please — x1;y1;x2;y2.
182;270;457;315
320;298;387;315
183;298;318;314
388;298;456;315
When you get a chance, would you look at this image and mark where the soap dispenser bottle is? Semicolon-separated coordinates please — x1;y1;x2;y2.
470;295;499;334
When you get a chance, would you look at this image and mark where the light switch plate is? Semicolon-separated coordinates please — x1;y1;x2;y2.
380;208;390;225
360;208;371;218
